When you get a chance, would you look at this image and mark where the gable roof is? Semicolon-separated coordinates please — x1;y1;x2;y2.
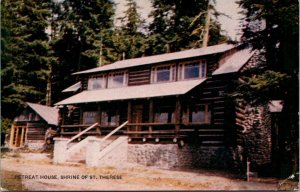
55;79;206;105
212;48;254;75
62;81;82;93
73;43;236;75
27;103;59;126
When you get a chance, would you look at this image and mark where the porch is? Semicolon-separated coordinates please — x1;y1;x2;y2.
58;96;225;146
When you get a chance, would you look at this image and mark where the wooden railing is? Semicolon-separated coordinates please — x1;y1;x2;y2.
66;122;98;145
100;121;128;142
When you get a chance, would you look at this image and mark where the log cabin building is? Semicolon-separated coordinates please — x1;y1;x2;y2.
9;102;59;149
54;43;273;170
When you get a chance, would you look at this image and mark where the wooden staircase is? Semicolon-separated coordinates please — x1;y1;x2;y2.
62;121;128;165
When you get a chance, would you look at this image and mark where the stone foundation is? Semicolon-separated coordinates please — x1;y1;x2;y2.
128;143;230;169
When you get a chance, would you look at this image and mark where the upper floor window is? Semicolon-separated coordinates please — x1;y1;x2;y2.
151;64;176;83
108;71;128;88
179;60;206;80
88;75;106;90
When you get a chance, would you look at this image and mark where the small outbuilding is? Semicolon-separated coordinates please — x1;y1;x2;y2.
9;102;59;149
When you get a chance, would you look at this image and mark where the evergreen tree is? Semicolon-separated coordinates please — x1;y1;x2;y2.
236;0;299;176
111;0;147;59
1;0;52;119
147;0;227;54
51;0;115;102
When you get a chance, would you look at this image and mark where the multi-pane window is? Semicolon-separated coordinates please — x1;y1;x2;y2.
83;111;98;124
107;71;128;88
154;106;175;123
88;75;106;90
151;65;176;83
189;104;211;124
101;111;119;126
179;60;206;80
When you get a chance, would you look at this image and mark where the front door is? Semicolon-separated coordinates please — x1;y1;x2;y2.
9;125;27;147
132;104;143;136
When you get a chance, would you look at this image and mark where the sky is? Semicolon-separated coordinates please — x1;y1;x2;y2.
114;0;243;40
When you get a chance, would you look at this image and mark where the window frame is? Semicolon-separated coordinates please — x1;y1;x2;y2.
107;71;128;88
82;111;99;125
151;64;176;83
178;60;206;80
87;74;107;90
189;104;211;124
154;106;175;123
101;110;120;126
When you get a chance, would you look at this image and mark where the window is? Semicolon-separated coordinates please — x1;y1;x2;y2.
151;65;176;83
179;60;206;80
83;111;98;124
107;71;128;88
154;106;175;123
189;104;211;124
88;75;106;90
101;111;119;126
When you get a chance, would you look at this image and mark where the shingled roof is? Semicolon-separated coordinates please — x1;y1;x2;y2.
73;43;236;75
212;48;254;75
55;79;206;105
26;103;59;126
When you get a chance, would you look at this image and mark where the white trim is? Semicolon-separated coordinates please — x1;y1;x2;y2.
151;64;176;83
107;71;128;88
179;60;207;80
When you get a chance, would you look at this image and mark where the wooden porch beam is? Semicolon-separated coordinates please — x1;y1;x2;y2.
9;125;15;147
175;97;182;137
149;99;154;135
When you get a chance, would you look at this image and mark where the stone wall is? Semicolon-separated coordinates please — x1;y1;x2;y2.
128;144;230;169
243;105;272;167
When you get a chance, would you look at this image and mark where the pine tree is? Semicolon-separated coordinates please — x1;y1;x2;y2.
111;0;147;60
1;0;53;118
147;0;227;54
51;0;115;102
237;0;299;176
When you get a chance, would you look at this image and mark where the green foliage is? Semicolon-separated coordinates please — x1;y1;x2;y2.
1;118;13;134
232;70;291;104
1;0;53;118
147;0;227;54
238;0;299;73
238;0;299;174
111;0;147;59
51;0;115;102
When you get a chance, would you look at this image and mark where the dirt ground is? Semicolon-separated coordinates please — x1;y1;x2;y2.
0;151;298;191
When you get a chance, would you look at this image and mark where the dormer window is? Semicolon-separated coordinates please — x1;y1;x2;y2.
107;71;128;88
179;60;206;80
151;64;176;83
88;75;106;90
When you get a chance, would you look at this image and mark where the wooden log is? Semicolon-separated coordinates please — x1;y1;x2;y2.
235;118;244;125
127;101;132;123
175;98;181;136
235;106;246;114
235;111;246;120
9;125;15;147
